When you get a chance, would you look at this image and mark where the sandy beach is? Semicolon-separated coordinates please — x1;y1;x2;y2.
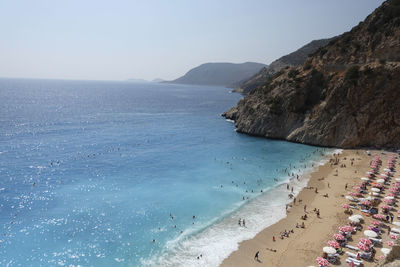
221;149;399;267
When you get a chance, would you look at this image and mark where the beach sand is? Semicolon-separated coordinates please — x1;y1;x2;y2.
221;149;399;267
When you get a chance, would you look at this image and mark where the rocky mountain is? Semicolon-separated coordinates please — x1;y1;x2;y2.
236;37;336;94
224;0;400;149
166;62;267;88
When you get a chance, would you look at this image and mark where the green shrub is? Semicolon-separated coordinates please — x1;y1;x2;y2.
288;69;299;79
345;66;360;84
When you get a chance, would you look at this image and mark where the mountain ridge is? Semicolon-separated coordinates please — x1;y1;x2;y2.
236;37;337;94
165;62;267;88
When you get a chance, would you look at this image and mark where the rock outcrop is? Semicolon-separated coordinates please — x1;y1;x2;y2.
224;0;400;149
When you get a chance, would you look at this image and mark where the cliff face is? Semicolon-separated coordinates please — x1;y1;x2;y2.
224;0;400;149
237;37;336;94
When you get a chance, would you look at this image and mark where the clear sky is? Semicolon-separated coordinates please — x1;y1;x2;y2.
0;0;384;81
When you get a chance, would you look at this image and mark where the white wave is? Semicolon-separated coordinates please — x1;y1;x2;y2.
142;149;335;267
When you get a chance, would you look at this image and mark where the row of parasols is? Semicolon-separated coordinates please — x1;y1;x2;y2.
313;155;398;267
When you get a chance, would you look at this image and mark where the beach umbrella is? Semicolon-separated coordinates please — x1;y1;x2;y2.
373;184;383;188
357;242;370;251
377;179;385;184
389;188;398;193
352;214;363;220
393;222;400;227
368;226;379;232
361;177;369;181
361;200;371;206
381;205;390;210
383;199;393;204
396;178;400;182
338;226;354;232
333;233;345;240
315;257;329;267
341;203;350;209
388;193;395;197
371;220;381;226
323;246;336;254
384;196;395;200
381;248;391;256
384;168;391;172
364;230;378;238
381;174;389;178
359;238;372;245
327;240;340;248
373;214;385;220
390;234;398;239
348;217;360;224
387;241;394;247
371;188;380;193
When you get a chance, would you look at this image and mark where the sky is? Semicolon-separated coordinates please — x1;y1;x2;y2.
0;0;385;81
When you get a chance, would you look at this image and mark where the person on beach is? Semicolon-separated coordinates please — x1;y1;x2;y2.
254;251;260;261
345;183;348;190
272;236;275;242
315;187;318;193
294;197;296;205
243;219;246;227
304;205;307;212
391;214;394;223
238;218;241;226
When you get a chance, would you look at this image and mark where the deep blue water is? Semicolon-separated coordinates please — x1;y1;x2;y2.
0;78;328;266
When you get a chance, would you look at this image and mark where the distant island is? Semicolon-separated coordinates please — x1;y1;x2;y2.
164;62;267;88
224;0;400;149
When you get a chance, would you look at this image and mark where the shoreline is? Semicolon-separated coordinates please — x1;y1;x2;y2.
220;149;399;267
150;148;336;266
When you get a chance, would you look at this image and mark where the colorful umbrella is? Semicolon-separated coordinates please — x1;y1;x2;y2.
327;240;340;248
341;203;350;209
333;233;345;240
357;242;370;251
361;200;371;206
316;257;329;266
371;220;381;226
359;238;372;245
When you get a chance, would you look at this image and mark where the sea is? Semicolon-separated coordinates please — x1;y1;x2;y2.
0;78;334;266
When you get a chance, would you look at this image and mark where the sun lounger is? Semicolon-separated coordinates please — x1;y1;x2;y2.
345;251;357;258
345;244;359;251
346;258;362;266
391;227;400;233
370;237;382;244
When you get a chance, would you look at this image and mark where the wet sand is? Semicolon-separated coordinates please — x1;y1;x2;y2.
221;149;399;267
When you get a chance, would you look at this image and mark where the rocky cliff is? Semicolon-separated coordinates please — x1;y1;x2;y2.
224;0;400;149
236;37;336;94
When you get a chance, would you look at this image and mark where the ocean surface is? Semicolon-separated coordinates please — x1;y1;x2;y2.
0;78;332;266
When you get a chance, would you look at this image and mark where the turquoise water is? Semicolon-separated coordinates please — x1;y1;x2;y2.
0;78;329;266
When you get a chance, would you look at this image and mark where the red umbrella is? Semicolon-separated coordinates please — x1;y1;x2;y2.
359;238;372;246
371;220;381;226
333;233;345;240
373;214;385;220
361;200;371;206
342;203;350;209
327;240;340;248
357;242;370;251
316;257;329;266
